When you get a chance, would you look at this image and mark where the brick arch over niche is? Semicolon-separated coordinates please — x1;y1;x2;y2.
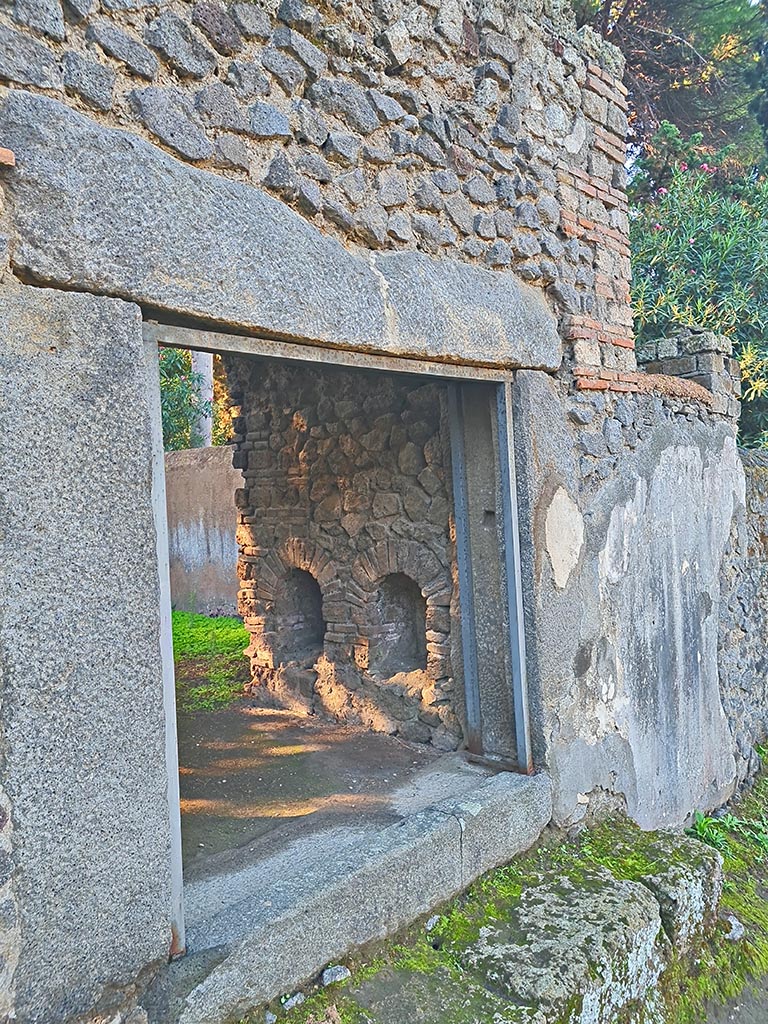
350;541;452;685
240;537;338;670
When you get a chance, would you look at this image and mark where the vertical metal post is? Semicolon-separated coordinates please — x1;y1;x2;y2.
144;338;186;957
495;381;533;774
447;384;483;755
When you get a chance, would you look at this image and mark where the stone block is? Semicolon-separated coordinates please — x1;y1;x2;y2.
273;25;327;78
277;0;321;36
460;866;665;1021
130;87;214;161
307;78;380;135
144;12;217;79
12;0;64;41
231;2;271;39
213;132;251;171
226;59;270;99
87;19;159;80
0;24;61;90
195;80;248;131
63;51;116;112
63;0;94;21
192;1;243;56
324;131;361;165
292;99;328;146
261;46;306;93
249;100;292;139
0;284;172;1021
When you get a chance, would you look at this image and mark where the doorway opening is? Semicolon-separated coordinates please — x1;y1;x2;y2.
147;321;532;979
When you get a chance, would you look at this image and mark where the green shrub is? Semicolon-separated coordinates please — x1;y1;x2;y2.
631;137;768;445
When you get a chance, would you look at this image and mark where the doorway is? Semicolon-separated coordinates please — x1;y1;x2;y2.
144;321;532;968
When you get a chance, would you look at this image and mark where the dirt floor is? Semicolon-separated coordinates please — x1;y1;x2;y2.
177;695;477;879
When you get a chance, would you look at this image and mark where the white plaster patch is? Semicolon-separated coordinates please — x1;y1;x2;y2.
544;486;584;588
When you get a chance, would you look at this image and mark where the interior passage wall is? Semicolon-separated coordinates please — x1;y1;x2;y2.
0;284;173;1022
226;356;463;750
165;445;241;616
719;450;768;785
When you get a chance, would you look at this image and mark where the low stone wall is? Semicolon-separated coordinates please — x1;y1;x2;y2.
165;445;241;616
719;450;768;786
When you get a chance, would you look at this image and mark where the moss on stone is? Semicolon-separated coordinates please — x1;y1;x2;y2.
253;763;768;1024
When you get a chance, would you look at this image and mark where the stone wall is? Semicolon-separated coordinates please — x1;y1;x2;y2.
0;283;173;1022
226;356;463;750
719;450;768;787
0;0;631;372
165;445;241;616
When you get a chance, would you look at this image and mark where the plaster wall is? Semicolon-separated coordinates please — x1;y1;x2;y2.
514;369;745;828
165;445;241;616
0;284;173;1021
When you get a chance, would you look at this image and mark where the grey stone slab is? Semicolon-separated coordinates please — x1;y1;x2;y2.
13;0;64;40
460;867;664;1021
260;45;305;93
277;0;321;35
173;770;551;1024
130;87;214;160
0;284;172;1022
248;100;291;139
372;249;561;368
0;92;562;371
195;80;248;132
63;50;116;111
213;131;251;171
226;59;270;99
324;130;361;165
293;98;328;146
145;12;217;79
87;18;159;80
0;24;62;89
272;24;327;78
63;0;95;20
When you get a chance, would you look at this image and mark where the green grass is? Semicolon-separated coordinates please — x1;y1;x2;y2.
172;611;250;711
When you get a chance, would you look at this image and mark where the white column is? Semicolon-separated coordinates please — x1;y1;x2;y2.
191;349;214;448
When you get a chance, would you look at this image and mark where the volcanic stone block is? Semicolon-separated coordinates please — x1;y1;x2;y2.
192;1;243;56
63;51;116;112
0;284;172;1022
145;12;217;79
0;24;62;90
87;19;159;80
12;0;64;40
130;87;214;161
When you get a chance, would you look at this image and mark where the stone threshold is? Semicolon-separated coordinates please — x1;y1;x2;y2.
145;770;552;1024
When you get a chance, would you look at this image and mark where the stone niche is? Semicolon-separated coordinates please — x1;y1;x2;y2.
225;355;463;751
